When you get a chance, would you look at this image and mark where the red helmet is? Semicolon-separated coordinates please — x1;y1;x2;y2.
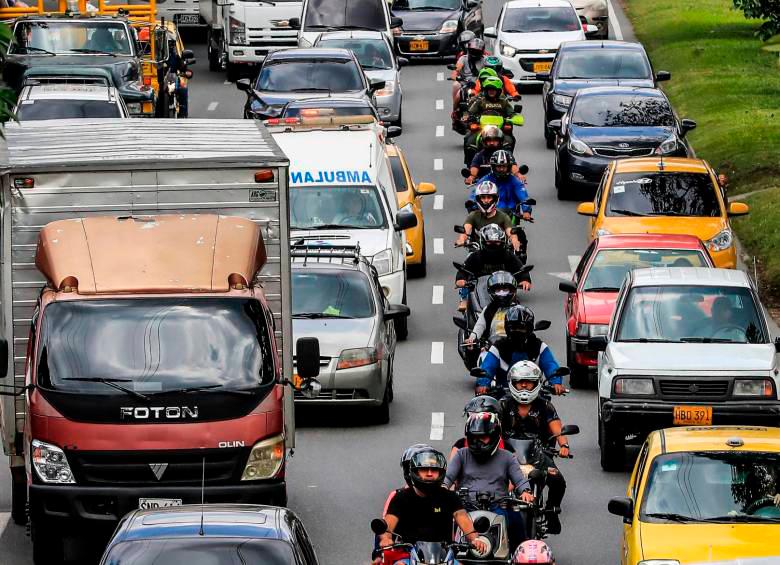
512;540;555;564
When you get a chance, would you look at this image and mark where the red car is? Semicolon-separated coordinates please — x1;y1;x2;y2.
559;234;715;388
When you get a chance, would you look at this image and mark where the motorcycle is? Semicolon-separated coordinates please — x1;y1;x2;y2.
455;202;536;266
448;73;477;135
462;164;529;187
467;352;560;398
371;518;473;564
464;111;524;167
163;65;190;118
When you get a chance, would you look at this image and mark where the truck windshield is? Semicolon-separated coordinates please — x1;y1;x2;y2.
303;0;386;31
102;538;297;564
17;99;122;120
616;285;766;344
257;59;364;92
10;20;133;56
289;185;387;230
37;298;275;395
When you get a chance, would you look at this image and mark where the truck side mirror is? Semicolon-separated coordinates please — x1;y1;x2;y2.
295;337;320;379
394;210;417;231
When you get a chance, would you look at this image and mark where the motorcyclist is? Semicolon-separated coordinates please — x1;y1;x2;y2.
464;76;514;125
466;127;528;186
451;37;485;114
470;150;532;215
474;56;519;99
499;361;571;535
468;271;519;345
444;413;534;552
478;305;566;395
455;223;531;312
375;446;488;563
456;182;521;253
449;395;504;459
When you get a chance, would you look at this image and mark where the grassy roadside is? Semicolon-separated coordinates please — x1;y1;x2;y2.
623;0;780;306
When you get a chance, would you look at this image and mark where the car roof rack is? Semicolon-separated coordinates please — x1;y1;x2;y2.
290;243;369;267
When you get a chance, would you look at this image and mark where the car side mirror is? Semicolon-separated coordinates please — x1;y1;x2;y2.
728;202;749;217
680;118;697;136
655;70;671;82
416;181;436;195
369;79;387;92
484;26;497;38
576;202;597;217
548;119;561;132
452;316;468;331
295;337;320;379
559;280;577;294
386;125;402;138
775;336;780;353
288;16;300;29
236;78;252;92
397;56;409;67
390;16;403;29
535;72;550;82
534;320;551;331
385;303;411;321
608;497;634;524
394;210;417;231
588;335;608;351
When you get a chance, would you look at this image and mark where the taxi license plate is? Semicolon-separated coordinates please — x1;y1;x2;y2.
673;405;712;426
533;62;552;73
176;13;200;24
410;40;429;52
292;373;302;390
139;498;182;510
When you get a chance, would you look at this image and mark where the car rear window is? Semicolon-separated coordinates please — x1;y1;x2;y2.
606;172;721;217
17;99;122;120
257;60;364;92
293;270;375;318
556;50;651;79
304;0;386;31
501;7;581;33
103;538;297;564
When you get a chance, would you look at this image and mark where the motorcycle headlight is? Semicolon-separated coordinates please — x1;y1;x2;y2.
229;16;247;45
614;378;655;396
705;229;733;252
375;81;396;97
372;248;393;276
655;135;678;155
576;323;609;337
32;439;75;484
500;41;516;57
552;93;572;108
241;435;285;480
439;19;458;34
568;135;593;156
337;347;379;370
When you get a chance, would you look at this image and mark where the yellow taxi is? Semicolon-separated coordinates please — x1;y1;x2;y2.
386;143;436;277
609;426;780;564
576;158;748;268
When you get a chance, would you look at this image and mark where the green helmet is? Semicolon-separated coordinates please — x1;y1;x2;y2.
482;76;504;92
485;56;503;73
478;67;498;81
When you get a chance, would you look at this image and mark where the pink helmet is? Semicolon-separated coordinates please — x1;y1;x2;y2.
512;540;555;564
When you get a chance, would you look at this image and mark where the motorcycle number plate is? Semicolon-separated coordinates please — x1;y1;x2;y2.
176;13;200;24
533;62;552;73
410;39;429;51
139;498;182;509
672;405;712;426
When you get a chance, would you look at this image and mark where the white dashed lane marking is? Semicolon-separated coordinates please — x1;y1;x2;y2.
435;99;444;110
430;342;444;364
432;285;444;305
207;101;219;112
433;238;444;254
436;125;444;137
433;195;444;210
430;412;445;440
434;158;443;171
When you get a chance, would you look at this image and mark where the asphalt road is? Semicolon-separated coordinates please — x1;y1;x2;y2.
0;1;638;562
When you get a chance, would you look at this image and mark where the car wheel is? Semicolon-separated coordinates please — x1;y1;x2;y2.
395;285;409;341
387;357;394;403
11;476;26;525
226;62;240;82
32;517;64;565
408;233;427;278
555;163;571;201
599;417;625;472
565;334;588;389
373;384;391;425
208;30;221;72
393;106;403;128
544;120;555;149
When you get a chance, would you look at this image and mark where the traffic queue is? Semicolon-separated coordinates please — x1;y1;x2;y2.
0;0;779;563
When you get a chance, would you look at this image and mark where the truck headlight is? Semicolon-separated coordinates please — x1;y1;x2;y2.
576;323;609;337
552;93;572;108
614;378;655;396
705;229;733;252
126;102;142;114
655;135;678;155
439;19;458;34
568;135;593;156
241;435;285;480
31;439;75;484
230;16;247;45
337;347;379;370
372;249;393;276
500;41;516;57
733;379;774;397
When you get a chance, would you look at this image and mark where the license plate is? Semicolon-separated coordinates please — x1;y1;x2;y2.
533;61;552;73
673;405;712;426
176;13;200;24
409;40;429;52
139;498;182;510
292;373;302;390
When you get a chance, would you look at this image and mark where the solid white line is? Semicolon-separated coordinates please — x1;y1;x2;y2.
607;0;624;40
434;158;443;171
207;101;219;112
435;99;444;110
568;255;580;274
430;412;445;440
432;285;444;305
431;342;444;364
433;194;444;210
436;125;445;137
436;71;444;81
433;238;444;254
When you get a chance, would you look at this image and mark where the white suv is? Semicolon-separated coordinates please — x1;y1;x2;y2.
591;267;780;471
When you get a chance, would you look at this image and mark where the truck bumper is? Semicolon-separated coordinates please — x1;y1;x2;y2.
29;481;286;528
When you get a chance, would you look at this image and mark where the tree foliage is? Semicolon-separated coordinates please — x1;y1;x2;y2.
732;0;780;40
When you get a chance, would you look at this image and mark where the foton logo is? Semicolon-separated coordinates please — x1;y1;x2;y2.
120;406;199;420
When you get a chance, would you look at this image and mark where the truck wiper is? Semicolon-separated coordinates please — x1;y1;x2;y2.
644;512;696;522
62;377;150;402
293;312;354;319
618;338;673;343
148;384;257;396
15;45;57;56
679;337;738;343
68;48;117;57
307;223;373;230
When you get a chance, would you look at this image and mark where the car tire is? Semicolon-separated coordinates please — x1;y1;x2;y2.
387;357;394;403
599;417;625;472
393;106;403;128
545;126;555;149
555;163;571;201
408;234;427;278
565;334;589;389
226;62;240;83
208;30;221;72
395;284;409;341
11;476;26;525
373;384;391;425
32;518;64;565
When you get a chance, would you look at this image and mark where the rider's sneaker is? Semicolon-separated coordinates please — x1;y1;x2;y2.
545;507;562;535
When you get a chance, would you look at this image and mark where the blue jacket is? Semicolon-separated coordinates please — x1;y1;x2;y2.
469;173;532;214
478;335;561;389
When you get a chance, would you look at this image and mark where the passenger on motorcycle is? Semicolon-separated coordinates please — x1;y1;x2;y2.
456;182;521;253
478;305;566;395
451;37;485;113
474;56;519;99
466;127;527;186
499;361;571;535
464;77;514;125
375;447;488;563
470;150;532;215
449;395;504;459
444;413;534;552
455;223;531;312
468;271;519;345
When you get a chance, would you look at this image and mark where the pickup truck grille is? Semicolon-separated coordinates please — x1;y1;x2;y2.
658;379;730;399
66;448;248;486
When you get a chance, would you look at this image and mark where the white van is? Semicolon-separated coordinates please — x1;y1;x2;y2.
267;116;415;338
289;0;403;48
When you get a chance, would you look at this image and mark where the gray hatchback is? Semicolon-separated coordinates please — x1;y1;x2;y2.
291;245;409;424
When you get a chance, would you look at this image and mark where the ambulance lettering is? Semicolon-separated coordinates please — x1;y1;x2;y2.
290;170;372;185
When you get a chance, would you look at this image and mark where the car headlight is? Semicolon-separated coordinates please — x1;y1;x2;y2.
372;248;393;276
337;347;379;370
705;229;733;252
500;41;516;57
375;81;396;97
439;19;458;34
568;135;593;156
614;378;655;396
241;435;285;480
733;379;775;397
31;439;75;484
595;228;611;237
552;93;572;108
654;135;678;155
229;16;247;45
576;323;609;337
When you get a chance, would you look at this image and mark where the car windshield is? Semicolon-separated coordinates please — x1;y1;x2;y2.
606;172;722;217
282;104;375;119
293;271;375;318
572;93;675;127
641;452;780;523
392;0;460;10
557;50;651;79
317;38;393;70
17;99;121;120
582;249;708;291
290;185;387;230
389;155;409;192
501;7;581;33
102;538;297;564
256;60;363;92
10;20;132;55
37;298;275;394
616;285;767;344
304;0;386;31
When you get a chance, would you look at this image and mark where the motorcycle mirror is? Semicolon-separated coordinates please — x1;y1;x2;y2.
453;316;468;331
470;367;487;378
461;167;470;178
524;198;536;206
454;225;466;234
518;164;529;175
453;261;464;270
560;424;580;436
528;468;544;482
447;63;456;71
473;516;491;534
516;265;534;275
370;518;389;535
534;320;551;331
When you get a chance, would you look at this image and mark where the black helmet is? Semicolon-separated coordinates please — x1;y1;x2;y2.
488;270;517;307
490;149;513;179
464;395;500;418
401;443;433;487
504;304;535;344
482;125;504;149
465;413;501;462
408;447;447;495
467;37;485;58
480;223;506;248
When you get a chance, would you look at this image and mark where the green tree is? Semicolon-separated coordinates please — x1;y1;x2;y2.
732;0;780;40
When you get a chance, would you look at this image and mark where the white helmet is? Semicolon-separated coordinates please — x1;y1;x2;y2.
508;360;543;404
474;180;498;214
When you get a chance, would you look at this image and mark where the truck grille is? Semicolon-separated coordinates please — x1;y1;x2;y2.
67;448;248;486
658;379;730;399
